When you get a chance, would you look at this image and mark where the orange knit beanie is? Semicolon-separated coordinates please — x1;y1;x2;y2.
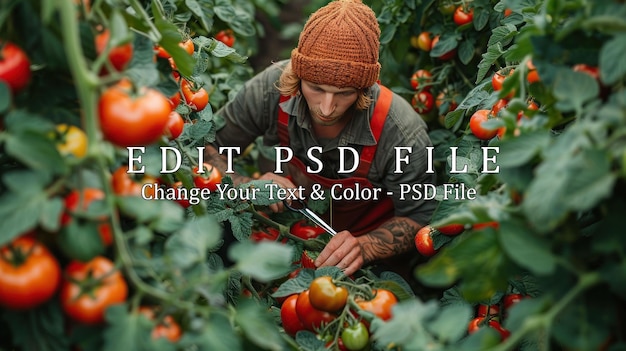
291;0;381;89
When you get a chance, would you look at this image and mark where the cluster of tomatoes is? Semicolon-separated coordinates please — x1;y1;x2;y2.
468;60;604;142
279;275;398;351
468;293;528;342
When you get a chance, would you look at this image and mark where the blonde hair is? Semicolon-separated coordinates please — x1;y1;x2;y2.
276;62;373;110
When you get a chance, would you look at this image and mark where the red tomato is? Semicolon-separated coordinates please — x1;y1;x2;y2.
492;69;515;98
0;41;31;93
526;60;540;84
411;90;435;114
453;6;474;26
165;111;185;140
0;236;61;310
573;64;600;80
414;225;437;257
504;8;513;17
490;98;509;117
95;30;133;72
355;289;398;321
295;289;336;330
60;256;128;325
308;276;348;312
469;109;498;140
215;29;235;47
192;162;222;191
431;35;456;61
435;90;458;113
300;250;317;269
111;166;158;198
477;304;500;317
181;79;209;112
410;69;433;91
98;79;172;147
290;219;327;239
503;293;525;310
473;221;500;231
250;227;283;242
139;306;182;342
280;294;306;336
169;91;181;108
437;223;465;236
61;188;113;246
156;39;195;59
172;181;191;208
467;317;510;340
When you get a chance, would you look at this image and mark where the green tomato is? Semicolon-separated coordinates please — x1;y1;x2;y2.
341;322;369;351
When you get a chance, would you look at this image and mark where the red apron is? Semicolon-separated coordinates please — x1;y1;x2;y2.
277;86;395;236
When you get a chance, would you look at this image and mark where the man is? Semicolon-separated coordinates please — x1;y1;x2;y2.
205;0;436;276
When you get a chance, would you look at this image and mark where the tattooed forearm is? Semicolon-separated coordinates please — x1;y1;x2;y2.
359;217;421;263
204;145;252;186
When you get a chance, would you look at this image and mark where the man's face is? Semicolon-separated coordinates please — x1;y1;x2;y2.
300;80;359;127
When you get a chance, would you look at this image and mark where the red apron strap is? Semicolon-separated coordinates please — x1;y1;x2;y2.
278;95;291;146
354;85;393;178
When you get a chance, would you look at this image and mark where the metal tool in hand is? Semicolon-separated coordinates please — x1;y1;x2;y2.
283;199;337;236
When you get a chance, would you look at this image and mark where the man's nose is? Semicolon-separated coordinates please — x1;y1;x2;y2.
319;93;336;116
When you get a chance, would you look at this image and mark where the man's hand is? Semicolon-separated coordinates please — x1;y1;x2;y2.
257;173;297;212
314;231;365;276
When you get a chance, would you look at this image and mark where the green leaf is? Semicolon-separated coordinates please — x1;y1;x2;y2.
380;23;397;45
562;149;617;212
57;221;105;262
488;24;518;47
185;0;213;33
499;220;556;275
39;197;64;233
102;305;173;351
0;191;45;245
231;241;293;282
0;82;10;112
599;33;626;85
154;17;195;78
235;299;285;351
2;300;70;351
553;68;599;112
430;34;458;58
495;129;551;167
165;215;223;269
371;298;439;349
427;303;473;343
181;314;242;350
476;43;505;83
5;131;67;175
458;40;475;65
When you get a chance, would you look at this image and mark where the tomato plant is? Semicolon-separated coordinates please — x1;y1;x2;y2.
290;219;327;239
95;29;133;72
181;79;210;112
164;111;185;140
414;225;436;257
453;6;473;27
469;109;498;140
430;35;456;61
0;236;61;310
308;276;348;312
192;162;222;191
98;79;172;147
215;29;235;47
411;90;435;114
467;317;510;341
295;289;336;331
355;289;397;321
280;294;305;336
0;41;31;94
341;322;369;351
60;256;128;325
61;187;113;247
410;69;432;91
138;306;182;342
